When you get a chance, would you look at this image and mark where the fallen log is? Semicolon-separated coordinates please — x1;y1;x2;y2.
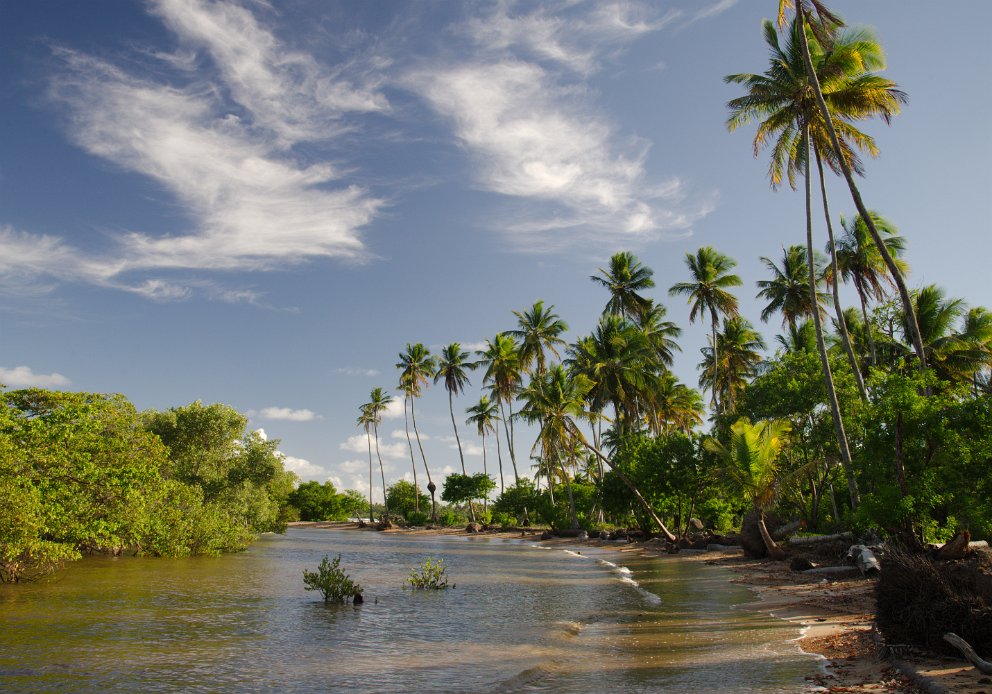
943;633;992;675
787;531;854;546
846;545;880;576
771;520;803;541
802;565;860;577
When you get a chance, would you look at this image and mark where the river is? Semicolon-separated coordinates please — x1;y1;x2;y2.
0;528;818;692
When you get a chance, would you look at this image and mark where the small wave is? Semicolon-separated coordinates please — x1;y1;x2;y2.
561;549;588;559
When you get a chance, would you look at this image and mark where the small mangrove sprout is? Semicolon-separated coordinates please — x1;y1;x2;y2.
303;554;363;603
405;556;450;590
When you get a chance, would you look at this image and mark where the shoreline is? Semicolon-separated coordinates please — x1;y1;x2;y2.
292;521;990;692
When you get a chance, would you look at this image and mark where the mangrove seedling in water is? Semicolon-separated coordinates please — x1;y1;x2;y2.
303;554;363;603
405;556;450;590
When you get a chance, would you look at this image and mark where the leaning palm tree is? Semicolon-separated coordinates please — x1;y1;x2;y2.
477;334;524;484
669;247;742;412
357;404;376;522
776;0;926;369
397;343;438;520
756;245;826;333
832;211;907;366
365;387;393;519
434;343;477;479
516;364;677;541
509;300;569;375
704;418;794;560
591;251;656;321
466;395;501;501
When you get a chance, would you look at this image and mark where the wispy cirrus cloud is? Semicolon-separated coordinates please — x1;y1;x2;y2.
0;365;71;389
7;0;388;301
334;366;381;377
406;1;711;252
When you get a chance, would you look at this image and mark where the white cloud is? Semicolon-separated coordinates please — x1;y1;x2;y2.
254;406;321;422
11;0;389;300
0;365;71;389
684;0;738;26
340;433;407;460
334;367;381;377
382;398;405;419
280;454;329;479
390;428;430;441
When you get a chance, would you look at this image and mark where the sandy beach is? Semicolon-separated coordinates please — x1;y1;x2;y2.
296;522;992;692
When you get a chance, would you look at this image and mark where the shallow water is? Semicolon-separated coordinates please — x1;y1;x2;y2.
0;529;817;692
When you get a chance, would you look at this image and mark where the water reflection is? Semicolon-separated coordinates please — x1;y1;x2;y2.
0;529;816;692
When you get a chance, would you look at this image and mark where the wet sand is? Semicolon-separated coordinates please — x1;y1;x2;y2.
294;522;992;692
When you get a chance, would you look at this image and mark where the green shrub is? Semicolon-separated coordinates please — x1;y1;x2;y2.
436;507;463;527
491;511;516;529
404;510;429;527
405;556;450;590
303;554;362;603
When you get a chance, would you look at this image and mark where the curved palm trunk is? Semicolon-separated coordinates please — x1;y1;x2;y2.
561;456;579;530
816;147;868;401
493;421;505;494
570;422;676;541
710;315;720;413
366;425;375;523
449;390;473;521
796;8;926;370
499;400;520;483
373;421;389;519
855;283;879;366
805;128;861;510
758;509;787;560
481;431;489;513
410;396;436;522
403;395;419;514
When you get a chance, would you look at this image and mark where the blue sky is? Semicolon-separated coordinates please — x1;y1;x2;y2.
2;1;989;499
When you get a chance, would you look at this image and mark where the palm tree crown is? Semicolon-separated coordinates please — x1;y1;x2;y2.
509;300;569;375
591;251;656;321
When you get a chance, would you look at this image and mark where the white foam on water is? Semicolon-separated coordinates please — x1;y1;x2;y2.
592;556;660;605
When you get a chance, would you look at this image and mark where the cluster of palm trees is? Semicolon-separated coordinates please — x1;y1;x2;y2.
345;2;992;542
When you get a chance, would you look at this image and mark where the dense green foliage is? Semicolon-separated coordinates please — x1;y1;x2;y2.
303;554;362;603
385;480;430;523
0;391;298;582
288;481;366;522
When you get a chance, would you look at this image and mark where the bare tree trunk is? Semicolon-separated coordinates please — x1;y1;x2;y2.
450;391;473;521
499;400;520;484
795;8;926;370
410;395;436;522
561;458;579;530
805;128;861;510
856;284;879;366
404;395;419;513
481;431;489;513
374;421;389;518
493;423;505;494
816;147;868;401
366;426;375;522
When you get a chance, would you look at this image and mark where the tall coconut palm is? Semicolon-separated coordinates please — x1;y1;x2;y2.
776;0;926;369
365;387;393;519
509;300;569;375
477;334;523;484
516;364;677;541
635;300;682;368
357;404;376;522
669;247;743;412
832;211;907;366
776;318;818;355
698;317;766;415
704;418;794;560
591;251;656;321
644;371;705;435
397;343;438;520
907;286;990;385
434;342;476;519
466;395;501;501
756;245;827;332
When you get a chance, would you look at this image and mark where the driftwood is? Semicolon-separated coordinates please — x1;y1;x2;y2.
943;633;992;675
803;565;860;577
787;531;854;546
846;545;880;576
771;520;803;541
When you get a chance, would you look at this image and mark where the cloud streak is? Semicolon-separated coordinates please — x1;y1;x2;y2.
0;366;71;389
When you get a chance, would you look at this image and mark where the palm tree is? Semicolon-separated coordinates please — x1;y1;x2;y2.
591;251;656;320
698;317;766;415
776;0;927;369
357;404;376;522
365;387;393;519
776;318;818;355
669;247;742;412
477;334;524;484
466;395;501;501
832;211;907;366
644;371;704;435
509;300;569;375
907;286;992;386
397;343;438;520
704;418;794;560
435;343;476;472
756;245;826;332
516;364;677;541
634;300;682;368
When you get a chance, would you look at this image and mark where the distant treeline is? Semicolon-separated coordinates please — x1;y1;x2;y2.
0;390;357;583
